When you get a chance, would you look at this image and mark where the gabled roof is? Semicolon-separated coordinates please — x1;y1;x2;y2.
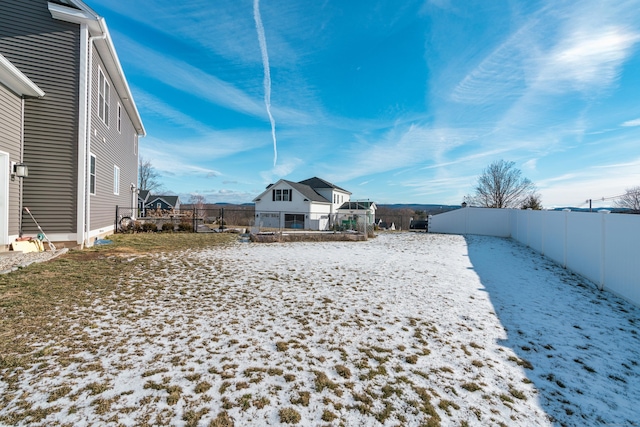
147;195;180;207
286;180;329;203
0;53;45;97
48;1;145;136
298;177;351;194
253;179;331;203
138;189;150;202
338;201;376;210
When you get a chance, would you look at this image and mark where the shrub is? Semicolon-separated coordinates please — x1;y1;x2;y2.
142;222;157;232
178;221;193;232
162;222;174;232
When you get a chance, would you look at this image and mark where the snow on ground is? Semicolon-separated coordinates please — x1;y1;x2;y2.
1;233;639;426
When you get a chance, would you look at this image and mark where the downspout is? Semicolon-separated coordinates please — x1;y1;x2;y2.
19;98;25;237
82;31;107;248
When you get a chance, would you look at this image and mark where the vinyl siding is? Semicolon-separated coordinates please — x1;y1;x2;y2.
90;48;138;230
0;0;80;235
0;83;23;237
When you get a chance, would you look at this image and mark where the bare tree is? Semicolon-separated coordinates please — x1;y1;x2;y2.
521;193;543;210
188;194;207;217
469;160;536;208
138;156;162;192
616;186;640;213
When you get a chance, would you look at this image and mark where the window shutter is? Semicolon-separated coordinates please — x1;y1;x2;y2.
289;190;292;201
272;190;275;201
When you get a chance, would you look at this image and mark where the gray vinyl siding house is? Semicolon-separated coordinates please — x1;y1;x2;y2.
0;0;145;247
0;54;45;248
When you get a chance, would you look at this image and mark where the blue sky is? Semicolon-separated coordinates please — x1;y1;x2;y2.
93;0;640;208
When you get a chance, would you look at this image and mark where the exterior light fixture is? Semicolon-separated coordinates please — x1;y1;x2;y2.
11;162;28;181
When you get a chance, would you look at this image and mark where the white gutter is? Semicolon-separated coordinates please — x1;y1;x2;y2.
82;31;107;248
0;53;45;97
48;2;145;136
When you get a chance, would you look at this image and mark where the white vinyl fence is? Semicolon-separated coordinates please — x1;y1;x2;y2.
429;208;640;307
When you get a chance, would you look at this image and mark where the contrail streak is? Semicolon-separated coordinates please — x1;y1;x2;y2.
253;0;277;166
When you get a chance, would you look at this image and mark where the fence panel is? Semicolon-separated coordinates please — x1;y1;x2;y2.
430;207;640;306
565;211;602;286
428;208;467;234
540;210;566;264
604;214;640;302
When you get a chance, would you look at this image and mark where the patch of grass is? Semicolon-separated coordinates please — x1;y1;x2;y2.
461;382;482;392
313;371;338;392
279;407;301;424
509;388;527;400
185;373;202;382
360;365;387;380
276;341;289;351
183;408;209;427
267;368;283;376
335;364;351;379
195;381;212;393
47;385;72;402
209;411;234;427
508;356;533;370
142;368;169;377
405;354;418;364
438;399;460;415
321;409;338;422
253;396;270;409
291;391;310;406
499;394;514;404
237;393;253;411
86;382;109;395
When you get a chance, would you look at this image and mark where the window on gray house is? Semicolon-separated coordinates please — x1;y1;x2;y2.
90;154;96;195
117;103;122;133
98;68;110;125
113;165;120;195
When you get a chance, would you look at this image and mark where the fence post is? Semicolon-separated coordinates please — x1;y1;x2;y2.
193;208;197;233
599;210;610;291
563;208;570;268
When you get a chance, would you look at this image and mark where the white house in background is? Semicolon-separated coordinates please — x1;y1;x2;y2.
253;177;352;230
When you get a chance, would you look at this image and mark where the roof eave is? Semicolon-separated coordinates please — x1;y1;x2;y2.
0;54;45;97
48;1;146;136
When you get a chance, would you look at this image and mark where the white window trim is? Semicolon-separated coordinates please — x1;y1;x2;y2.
113;165;120;195
98;66;110;127
90;153;96;195
133;134;138;156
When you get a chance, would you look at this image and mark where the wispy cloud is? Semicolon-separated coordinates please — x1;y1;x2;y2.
133;88;212;134
537;156;640;206
621;118;640;127
114;34;314;125
536;27;640;92
259;158;304;184
253;0;278;166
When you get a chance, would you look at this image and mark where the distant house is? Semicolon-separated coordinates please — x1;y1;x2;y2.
253;177;356;230
0;0;145;248
0;54;45;248
337;200;377;227
145;195;180;212
137;189;150;215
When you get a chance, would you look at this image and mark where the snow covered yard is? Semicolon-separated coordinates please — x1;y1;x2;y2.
1;232;639;426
